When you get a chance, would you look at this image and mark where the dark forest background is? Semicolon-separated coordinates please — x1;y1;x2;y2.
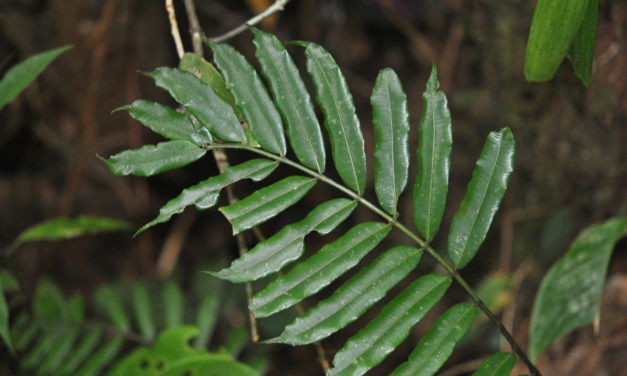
1;1;626;375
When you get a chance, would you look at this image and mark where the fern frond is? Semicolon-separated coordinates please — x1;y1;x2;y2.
102;27;527;376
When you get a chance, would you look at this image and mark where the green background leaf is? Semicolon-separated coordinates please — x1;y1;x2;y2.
528;217;627;361
566;0;598;86
0;45;72;109
472;352;516;376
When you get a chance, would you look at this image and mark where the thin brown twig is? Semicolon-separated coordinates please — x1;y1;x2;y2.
183;0;203;55
166;0;185;58
208;0;291;43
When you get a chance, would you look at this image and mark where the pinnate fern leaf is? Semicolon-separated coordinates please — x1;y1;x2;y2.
102;29;525;376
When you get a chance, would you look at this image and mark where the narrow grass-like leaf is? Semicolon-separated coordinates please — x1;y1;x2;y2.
413;65;452;241
162;280;184;328
37;327;79;374
21;326;60;370
371;68;410;216
471;352;516;376
179;52;240;113
56;328;103;376
328;274;451;376
12;216;130;250
74;336;124;376
211;41;286;155
252;222;390;317
252;27;326;172
448;128;515;269
528;217;627;361
223;326;247;357
193;291;219;349
12;313;36;351
146;67;246;143
132;282;155;341
0;279;12;353
94;286;130;332
116;99;212;145
213;199;357;283
138;159;278;234
298;41;367;194
391;303;478;376
270;245;421;346
567;0;598;87
220;176;317;235
524;0;591;82
0;45;71;109
104;140;206;177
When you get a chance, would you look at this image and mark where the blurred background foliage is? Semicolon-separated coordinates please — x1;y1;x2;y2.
1;0;625;375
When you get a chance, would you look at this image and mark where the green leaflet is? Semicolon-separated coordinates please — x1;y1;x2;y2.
269;245;420;346
162;281;184;328
116;99;212;145
104;140;206;177
328;274;451;376
213;199;357;283
0;270;19;292
11;216;130;251
223;326;247;357
252;27;326;172
74;336;124;376
193;291;219;349
471;352;516;376
137;159;278;234
299;41;367;194
163;357;259;376
448;128;515;269
371;68;410;216
252;221;391;318
0;279;11;353
146;67;247;143
210;41;287;155
413;65;452;241
33;279;67;321
567;0;598;87
179;52;240;113
132;282;155;341
390;303;478;376
38;327;80;374
0;45;72;109
524;0;591;82
56;328;103;375
220;176;317;235
94;286;130;332
528;217;627;361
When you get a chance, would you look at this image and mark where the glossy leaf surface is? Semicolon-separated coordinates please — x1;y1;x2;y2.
391;303;478;376
448;128;515;269
117;99;211;145
252;221;390;318
211;41;286;155
179;52;240;114
371;68;410;216
253;27;326;172
213;199;356;283
300;41;366;194
146;67;246;143
138;159;278;234
220;176;317;235
104;140;206;177
567;0;598;86
0;45;71;109
269;245;421;346
525;0;591;82
328;274;451;376
528;217;627;361
471;352;516;376
413;65;452;241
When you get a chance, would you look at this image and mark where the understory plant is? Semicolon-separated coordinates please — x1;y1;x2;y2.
99;27;624;376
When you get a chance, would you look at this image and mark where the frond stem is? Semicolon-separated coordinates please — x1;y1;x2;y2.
208;143;542;376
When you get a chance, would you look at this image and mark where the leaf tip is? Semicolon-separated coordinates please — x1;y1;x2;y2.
426;63;440;91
